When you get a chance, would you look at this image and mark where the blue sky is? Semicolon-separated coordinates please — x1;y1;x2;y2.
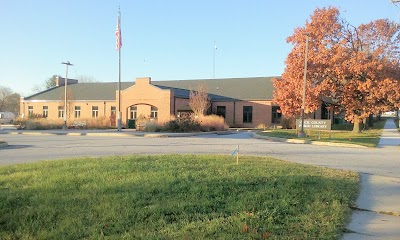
1;0;399;96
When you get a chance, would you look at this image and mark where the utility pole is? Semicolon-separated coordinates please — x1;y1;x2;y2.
61;61;73;130
298;34;309;138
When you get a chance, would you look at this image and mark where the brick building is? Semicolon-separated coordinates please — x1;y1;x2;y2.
20;76;325;128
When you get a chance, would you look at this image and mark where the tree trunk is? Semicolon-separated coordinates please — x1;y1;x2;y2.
352;115;361;133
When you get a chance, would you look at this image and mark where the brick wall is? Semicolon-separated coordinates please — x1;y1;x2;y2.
120;77;173;125
20;100;116;121
19;77;290;129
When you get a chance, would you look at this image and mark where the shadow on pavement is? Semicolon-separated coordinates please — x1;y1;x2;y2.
0;145;32;150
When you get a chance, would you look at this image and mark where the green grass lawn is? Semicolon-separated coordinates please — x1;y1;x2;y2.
0;155;359;240
259;120;386;147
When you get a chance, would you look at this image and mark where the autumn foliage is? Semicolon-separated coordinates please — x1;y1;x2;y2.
274;6;400;132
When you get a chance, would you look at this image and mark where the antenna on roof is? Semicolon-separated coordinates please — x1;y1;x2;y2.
213;41;217;79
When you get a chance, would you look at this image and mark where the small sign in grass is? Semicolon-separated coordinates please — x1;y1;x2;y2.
0;155;358;239
259;120;386;147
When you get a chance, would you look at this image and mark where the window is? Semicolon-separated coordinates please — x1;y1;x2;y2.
272;106;282;123
92;106;99;118
75;106;81;118
321;103;329;119
243;106;253;123
111;106;116;116
28;106;33;116
151;106;158;119
42;106;48;118
130;106;137;119
216;106;226;118
58;106;64;118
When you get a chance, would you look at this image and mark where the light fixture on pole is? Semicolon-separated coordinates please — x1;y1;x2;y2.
61;61;73;130
298;33;309;138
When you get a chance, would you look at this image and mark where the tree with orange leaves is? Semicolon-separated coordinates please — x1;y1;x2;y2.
274;6;400;133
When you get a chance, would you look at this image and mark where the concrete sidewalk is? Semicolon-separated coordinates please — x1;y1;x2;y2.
377;118;400;148
343;118;400;240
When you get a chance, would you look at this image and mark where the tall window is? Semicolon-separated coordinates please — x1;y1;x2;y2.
111;106;116;116
28;106;33;116
42;106;48;118
272;106;282;123
130;106;137;119
321;103;329;119
243;106;253;123
75;106;81;118
92;106;99;118
58;106;64;118
151;106;158;119
216;106;226;118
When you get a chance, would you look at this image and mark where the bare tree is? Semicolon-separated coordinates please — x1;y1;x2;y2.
31;74;60;93
46;75;60;89
77;74;97;83
189;84;211;117
0;86;20;114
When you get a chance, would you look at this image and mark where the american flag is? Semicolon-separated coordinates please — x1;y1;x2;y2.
115;14;122;51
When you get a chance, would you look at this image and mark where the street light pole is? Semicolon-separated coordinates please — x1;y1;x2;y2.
298;34;309;138
61;61;73;130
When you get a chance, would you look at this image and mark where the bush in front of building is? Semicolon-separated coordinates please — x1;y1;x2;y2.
144;122;162;132
163;118;201;132
256;123;269;130
198;115;228;131
23;118;64;130
15;116;115;130
281;117;296;129
28;113;44;119
85;117;113;129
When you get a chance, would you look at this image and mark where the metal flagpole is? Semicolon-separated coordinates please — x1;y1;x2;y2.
118;36;121;131
117;8;122;131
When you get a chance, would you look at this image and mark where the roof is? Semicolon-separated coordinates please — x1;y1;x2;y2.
24;77;277;101
154;77;276;101
25;82;134;101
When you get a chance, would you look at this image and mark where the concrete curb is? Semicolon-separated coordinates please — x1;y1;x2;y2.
252;132;368;148
0;130;233;138
66;132;141;137
0;141;8;148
